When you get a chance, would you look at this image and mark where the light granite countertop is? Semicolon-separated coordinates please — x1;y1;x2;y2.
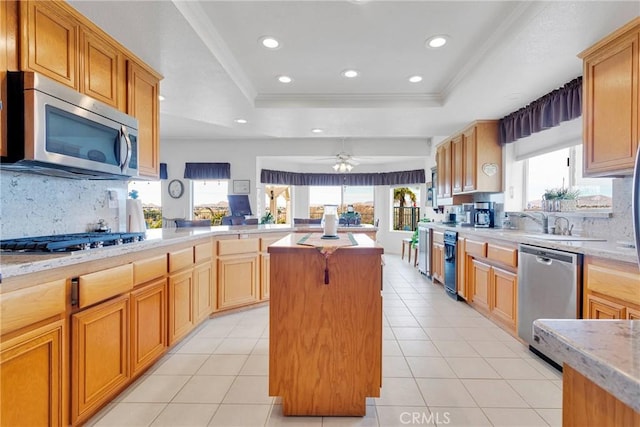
533;319;640;412
0;224;377;281
419;222;638;264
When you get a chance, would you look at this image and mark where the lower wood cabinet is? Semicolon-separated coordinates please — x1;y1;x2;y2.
432;242;445;284
168;269;194;345
194;262;214;323
468;259;517;332
470;259;491;314
583;256;640;320
71;295;129;425
1;319;65;427
217;238;260;311
260;252;271;300
491;267;517;330
130;279;167;376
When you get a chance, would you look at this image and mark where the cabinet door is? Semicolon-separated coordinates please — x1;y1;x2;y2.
168;270;194;345
627;306;640;319
22;1;78;88
80;29;120;108
583;27;639;176
452;135;463;194
130;279;167;376
194;262;214;323
431;242;444;284
491;267;517;331
442;140;452;198
261;253;271;300
127;60;160;178
1;319;65;427
72;295;129;424
586;294;625;319
217;254;259;310
462;126;477;192
469;259;491;314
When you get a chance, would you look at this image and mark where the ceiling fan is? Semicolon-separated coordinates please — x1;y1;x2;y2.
315;139;365;172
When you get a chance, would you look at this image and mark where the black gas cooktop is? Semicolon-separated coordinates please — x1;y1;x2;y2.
0;232;146;252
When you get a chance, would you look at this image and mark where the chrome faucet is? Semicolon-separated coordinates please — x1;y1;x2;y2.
518;212;549;234
553;216;572;235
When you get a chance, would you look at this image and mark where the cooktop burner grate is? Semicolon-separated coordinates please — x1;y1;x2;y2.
0;232;146;252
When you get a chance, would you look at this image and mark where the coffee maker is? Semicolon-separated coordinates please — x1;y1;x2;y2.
474;202;495;228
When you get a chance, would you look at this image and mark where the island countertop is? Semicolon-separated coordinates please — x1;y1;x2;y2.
532;319;640;413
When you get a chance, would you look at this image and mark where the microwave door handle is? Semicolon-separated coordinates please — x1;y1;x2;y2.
119;126;132;171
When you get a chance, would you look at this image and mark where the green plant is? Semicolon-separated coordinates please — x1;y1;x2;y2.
260;211;274;224
543;187;580;200
411;229;419;248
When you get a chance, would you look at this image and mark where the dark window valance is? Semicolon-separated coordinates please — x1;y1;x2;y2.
184;162;231;180
159;163;168;180
260;169;425;186
499;76;582;145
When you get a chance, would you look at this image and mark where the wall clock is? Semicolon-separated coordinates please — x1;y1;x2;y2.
168;179;184;199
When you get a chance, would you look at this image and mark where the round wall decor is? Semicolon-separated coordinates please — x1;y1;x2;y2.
168;179;184;198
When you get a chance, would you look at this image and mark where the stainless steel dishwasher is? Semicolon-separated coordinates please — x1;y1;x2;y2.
518;244;582;369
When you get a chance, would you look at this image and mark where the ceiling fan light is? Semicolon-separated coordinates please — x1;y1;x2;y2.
346;163;353;172
333;163;340;171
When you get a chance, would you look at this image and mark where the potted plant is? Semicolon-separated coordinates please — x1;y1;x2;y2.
260;211;275;224
542;187;580;211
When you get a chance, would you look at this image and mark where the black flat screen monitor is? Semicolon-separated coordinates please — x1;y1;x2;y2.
227;195;252;217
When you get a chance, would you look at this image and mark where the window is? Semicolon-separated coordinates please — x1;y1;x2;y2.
128;180;162;228
193;180;229;224
264;186;291;224
308;185;375;224
524;144;612;210
392;186;420;231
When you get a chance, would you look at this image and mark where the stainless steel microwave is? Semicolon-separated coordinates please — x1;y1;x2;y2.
2;71;139;179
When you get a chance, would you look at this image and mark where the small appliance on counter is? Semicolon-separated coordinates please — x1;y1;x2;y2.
474;202;495;228
460;203;475;227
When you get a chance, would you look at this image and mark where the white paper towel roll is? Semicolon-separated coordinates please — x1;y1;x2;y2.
126;199;146;232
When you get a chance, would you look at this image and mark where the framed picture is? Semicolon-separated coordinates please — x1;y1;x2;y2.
233;179;250;194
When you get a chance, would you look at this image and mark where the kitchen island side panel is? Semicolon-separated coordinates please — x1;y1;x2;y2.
268;236;382;416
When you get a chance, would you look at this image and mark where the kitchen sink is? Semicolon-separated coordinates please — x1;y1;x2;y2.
522;234;607;241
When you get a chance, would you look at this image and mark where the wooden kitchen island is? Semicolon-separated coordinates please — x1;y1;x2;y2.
268;233;383;416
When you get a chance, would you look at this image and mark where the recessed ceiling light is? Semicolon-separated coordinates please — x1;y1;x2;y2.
277;75;293;83
259;36;280;49
158;95;166;101
234;118;248;124
311;128;324;134
409;75;423;83
426;35;448;48
342;69;359;78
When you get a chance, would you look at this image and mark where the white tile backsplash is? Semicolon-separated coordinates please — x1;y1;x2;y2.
0;171;127;239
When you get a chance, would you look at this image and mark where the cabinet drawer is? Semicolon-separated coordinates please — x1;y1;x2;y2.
585;262;640;306
133;255;167;285
195;241;213;263
432;231;444;244
260;235;285;251
465;239;487;258
487;244;517;268
169;247;194;272
79;264;133;308
218;238;259;256
0;279;66;335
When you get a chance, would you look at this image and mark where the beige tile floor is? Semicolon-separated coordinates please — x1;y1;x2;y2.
87;254;563;427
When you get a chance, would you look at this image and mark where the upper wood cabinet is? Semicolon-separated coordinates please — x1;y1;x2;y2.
127;60;160;179
436;120;502;202
80;29;121;108
1;0;18;157
580;18;640;177
21;1;78;88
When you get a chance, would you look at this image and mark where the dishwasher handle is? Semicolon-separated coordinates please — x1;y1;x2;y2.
535;256;553;265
